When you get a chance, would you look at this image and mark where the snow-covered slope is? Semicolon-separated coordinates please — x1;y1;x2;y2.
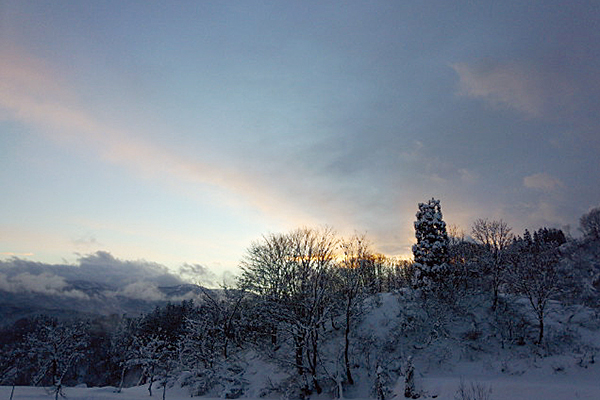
2;290;599;400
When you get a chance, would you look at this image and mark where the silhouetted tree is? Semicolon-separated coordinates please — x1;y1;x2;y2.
471;218;513;309
238;227;338;395
336;233;373;385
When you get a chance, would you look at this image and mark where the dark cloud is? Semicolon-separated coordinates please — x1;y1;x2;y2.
0;252;186;297
76;251;182;287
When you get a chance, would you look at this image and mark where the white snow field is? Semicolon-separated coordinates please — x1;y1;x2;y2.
2;365;600;400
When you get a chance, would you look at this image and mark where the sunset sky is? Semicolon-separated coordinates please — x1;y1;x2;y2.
1;1;599;276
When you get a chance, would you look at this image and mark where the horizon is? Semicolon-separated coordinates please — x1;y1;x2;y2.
2;1;599;275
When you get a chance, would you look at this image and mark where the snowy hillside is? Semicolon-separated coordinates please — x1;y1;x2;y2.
2;291;599;399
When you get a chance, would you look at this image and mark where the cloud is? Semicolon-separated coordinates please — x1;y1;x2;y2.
520;200;568;230
75;251;183;287
118;281;167;302
0;48;314;229
0;251;228;304
0;48;412;259
452;60;575;118
0;271;88;299
0;251;186;290
72;234;100;249
523;173;563;192
178;263;218;287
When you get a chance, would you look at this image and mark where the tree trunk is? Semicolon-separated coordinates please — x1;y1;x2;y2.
271;326;277;346
148;369;155;397
310;329;322;394
295;337;304;375
492;284;498;311
117;364;126;393
344;298;354;385
312;374;322;394
537;313;544;344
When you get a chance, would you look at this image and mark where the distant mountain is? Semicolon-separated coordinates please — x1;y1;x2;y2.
0;252;217;326
0;280;207;326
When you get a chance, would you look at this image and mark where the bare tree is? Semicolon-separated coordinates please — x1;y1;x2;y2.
508;230;562;344
238;231;295;347
471;218;513;309
287;227;338;394
336;233;372;385
238;227;338;395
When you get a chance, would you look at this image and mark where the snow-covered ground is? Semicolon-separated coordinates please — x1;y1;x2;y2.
2;363;600;400
415;358;600;399
3;292;599;400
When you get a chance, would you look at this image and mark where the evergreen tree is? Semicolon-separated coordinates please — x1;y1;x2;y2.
412;198;450;290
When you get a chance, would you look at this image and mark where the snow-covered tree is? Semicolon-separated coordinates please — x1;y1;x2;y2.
197;286;245;359
110;317;141;393
238;227;338;395
238;231;296;347
24;318;89;400
412;198;450;291
580;206;600;241
129;334;175;397
1;345;26;400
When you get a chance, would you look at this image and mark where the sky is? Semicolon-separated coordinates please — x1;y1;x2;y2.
1;1;599;278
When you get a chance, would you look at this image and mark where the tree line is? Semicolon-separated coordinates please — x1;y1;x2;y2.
1;200;599;399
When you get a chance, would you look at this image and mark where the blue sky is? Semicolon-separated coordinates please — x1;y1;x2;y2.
1;1;599;275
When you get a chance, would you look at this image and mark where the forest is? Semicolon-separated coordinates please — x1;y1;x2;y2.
1;199;599;400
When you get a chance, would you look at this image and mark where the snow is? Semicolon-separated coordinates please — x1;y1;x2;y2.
3;362;600;400
3;291;600;399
